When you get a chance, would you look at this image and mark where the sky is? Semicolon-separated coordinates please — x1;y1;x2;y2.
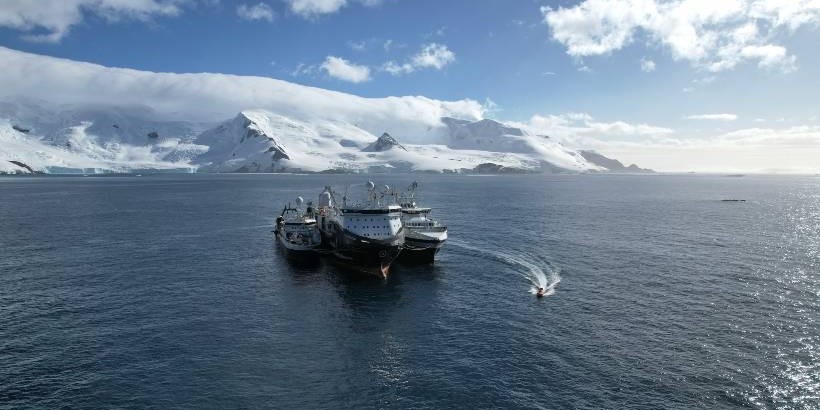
1;0;819;172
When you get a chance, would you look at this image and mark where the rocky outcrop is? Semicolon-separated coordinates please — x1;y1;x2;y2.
579;150;653;173
471;162;532;174
12;125;30;133
362;133;407;152
4;160;40;174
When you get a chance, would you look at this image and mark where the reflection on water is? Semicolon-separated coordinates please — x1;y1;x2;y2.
740;190;819;408
1;174;818;409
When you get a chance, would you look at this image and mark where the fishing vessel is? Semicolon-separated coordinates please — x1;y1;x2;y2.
274;197;322;254
314;182;404;277
396;182;448;264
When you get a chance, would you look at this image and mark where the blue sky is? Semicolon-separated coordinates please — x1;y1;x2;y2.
1;0;820;172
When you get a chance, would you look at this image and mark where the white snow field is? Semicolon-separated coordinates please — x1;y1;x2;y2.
0;47;621;174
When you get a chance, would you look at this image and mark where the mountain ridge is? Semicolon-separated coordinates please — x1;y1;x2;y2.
0;47;648;175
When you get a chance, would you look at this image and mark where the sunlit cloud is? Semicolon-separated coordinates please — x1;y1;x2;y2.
236;3;275;22
284;0;381;18
542;0;820;72
0;0;187;42
685;114;739;121
320;56;371;83
383;43;456;75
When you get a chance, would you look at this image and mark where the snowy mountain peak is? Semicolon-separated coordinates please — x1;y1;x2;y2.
0;48;650;175
442;117;526;139
236;111;289;160
363;132;407;152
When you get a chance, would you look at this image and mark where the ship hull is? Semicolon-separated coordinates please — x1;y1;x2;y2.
398;228;446;264
399;236;445;264
322;222;403;278
276;233;319;254
274;225;321;255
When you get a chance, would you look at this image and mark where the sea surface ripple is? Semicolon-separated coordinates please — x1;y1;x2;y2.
0;174;817;409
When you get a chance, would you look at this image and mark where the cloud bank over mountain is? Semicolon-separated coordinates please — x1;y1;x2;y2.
1;46;819;174
0;47;612;174
0;46;481;140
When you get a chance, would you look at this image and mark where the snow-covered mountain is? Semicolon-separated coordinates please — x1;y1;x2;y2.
190;109;572;173
363;133;407;152
0;101;207;173
0;47;642;175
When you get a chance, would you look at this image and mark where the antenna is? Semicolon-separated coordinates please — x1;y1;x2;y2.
344;185;349;207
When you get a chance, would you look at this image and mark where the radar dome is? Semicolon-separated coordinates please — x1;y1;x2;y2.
319;191;332;207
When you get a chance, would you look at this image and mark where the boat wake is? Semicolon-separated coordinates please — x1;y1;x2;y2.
448;239;561;297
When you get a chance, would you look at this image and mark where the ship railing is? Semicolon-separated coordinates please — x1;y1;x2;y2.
405;224;446;232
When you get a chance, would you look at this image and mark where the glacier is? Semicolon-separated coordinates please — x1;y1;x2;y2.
0;47;647;175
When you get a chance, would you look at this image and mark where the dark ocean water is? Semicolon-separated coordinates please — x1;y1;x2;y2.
0;174;818;409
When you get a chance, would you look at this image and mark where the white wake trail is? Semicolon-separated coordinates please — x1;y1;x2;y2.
448;239;561;297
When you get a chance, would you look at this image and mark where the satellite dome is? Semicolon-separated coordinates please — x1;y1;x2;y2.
319;191;332;207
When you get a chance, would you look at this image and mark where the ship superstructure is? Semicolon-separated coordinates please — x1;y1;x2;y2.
274;196;322;254
314;182;404;277
396;182;448;264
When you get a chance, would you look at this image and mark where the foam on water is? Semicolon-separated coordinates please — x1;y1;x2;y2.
448;239;561;297
3;174;819;409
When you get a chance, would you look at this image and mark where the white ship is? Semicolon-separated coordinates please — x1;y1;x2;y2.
396;182;447;264
274;197;322;254
314;182;404;277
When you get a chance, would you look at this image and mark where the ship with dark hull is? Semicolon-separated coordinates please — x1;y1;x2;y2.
396;182;448;264
314;183;404;278
274;197;322;255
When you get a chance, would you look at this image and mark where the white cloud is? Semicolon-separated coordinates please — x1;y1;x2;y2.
346;38;399;52
740;44;796;71
412;43;455;69
0;0;187;42
517;112;674;141
685;114;739;121
482;97;501;116
0;46;483;139
290;62;316;77
286;0;345;17
284;0;380;18
320;56;371;83
383;43;456;75
582;126;820;173
541;0;820;72
382;61;414;75
517;110;820;173
640;58;656;72
237;3;275;22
